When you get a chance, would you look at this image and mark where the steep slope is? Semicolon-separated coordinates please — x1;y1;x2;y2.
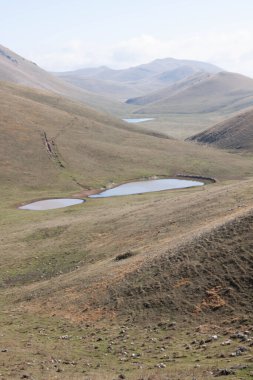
188;107;253;151
0;44;123;113
133;71;253;115
107;205;253;317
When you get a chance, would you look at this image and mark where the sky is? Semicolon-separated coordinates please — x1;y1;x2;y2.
1;0;253;76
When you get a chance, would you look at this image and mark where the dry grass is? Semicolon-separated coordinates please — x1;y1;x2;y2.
0;44;125;114
135;72;253;115
0;77;253;378
1;81;253;197
189;107;253;151
1;176;253;378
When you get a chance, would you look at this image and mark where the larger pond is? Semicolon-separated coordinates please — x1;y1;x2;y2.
123;118;155;123
89;179;204;198
19;198;84;211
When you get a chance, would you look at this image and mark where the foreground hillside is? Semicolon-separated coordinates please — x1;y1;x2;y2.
188;108;253;151
1;175;253;379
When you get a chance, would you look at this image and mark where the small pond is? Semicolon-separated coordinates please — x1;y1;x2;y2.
89;179;204;198
123;118;155;123
19;198;84;211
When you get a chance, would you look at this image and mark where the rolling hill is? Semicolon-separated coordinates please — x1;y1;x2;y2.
0;44;124;113
2;80;253;196
126;71;212;106
188;107;253;151
130;71;253;116
55;58;222;101
1;47;253;380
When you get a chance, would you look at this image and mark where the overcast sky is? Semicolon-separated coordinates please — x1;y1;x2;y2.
1;0;253;76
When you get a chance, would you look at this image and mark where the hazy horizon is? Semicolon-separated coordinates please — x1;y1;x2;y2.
1;0;253;77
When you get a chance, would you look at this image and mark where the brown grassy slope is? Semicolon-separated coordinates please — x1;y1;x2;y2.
108;209;253;318
0;44;124;113
2;81;253;195
5;177;253;323
188;108;253;151
134;71;253;115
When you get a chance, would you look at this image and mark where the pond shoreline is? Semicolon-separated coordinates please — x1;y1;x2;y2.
75;174;213;199
88;177;205;198
18;174;214;209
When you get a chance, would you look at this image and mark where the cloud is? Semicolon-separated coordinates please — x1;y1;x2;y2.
30;31;253;77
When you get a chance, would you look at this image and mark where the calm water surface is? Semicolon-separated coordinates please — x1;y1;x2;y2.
123;118;155;123
89;179;203;198
19;198;84;210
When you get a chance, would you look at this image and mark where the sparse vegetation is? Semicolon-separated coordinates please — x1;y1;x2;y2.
0;45;253;379
115;251;136;261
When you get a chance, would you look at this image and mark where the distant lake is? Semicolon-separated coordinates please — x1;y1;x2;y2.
19;198;84;210
123;118;155;123
89;178;204;198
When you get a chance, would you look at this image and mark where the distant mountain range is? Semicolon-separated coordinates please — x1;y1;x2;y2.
55;58;222;100
2;43;253;154
55;57;253;125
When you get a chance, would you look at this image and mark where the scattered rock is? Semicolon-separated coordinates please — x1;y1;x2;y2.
213;368;235;377
59;335;70;340
221;339;231;346
156;362;166;368
115;251;135;261
230;364;248;370
230;332;248;341
131;353;141;358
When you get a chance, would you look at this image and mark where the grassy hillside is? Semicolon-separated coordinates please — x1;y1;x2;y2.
133;72;253;115
1;174;253;379
188;108;253;151
126;72;212;105
2;81;253;201
0;44;126;114
1;53;253;379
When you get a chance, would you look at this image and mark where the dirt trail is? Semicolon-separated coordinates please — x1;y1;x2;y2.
41;130;65;168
